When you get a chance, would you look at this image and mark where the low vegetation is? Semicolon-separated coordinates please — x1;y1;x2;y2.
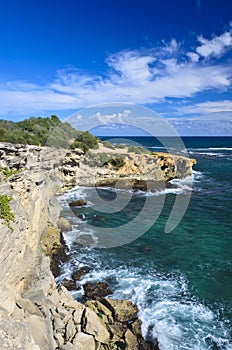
109;156;126;170
0;115;79;147
0;167;21;178
86;152;126;170
70;131;100;153
115;143;127;149
0;195;15;230
102;140;115;149
128;145;150;154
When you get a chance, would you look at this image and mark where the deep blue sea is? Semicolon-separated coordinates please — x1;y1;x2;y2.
57;137;232;350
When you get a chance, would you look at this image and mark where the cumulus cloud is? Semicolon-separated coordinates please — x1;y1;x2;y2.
192;30;232;59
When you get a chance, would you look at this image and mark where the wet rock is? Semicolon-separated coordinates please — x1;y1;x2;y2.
50;243;69;278
59;278;79;291
83;282;112;299
72;266;92;281
50;232;69;278
69;199;87;207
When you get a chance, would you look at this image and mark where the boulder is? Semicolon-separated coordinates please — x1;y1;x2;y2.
83;308;110;343
72;266;92;281
125;329;139;350
83;282;112;299
85;299;114;324
68;199;87;207
59;278;79;291
72;332;95;350
102;299;138;323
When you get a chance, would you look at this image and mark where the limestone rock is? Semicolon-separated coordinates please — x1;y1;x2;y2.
16;298;43;317
40;225;61;256
83;307;110;343
72;332;95;350
125;329;139;350
73;307;85;325
102;299;138;323
65;319;76;341
86;299;114;324
57;217;72;232
0;142;192;350
60;342;76;350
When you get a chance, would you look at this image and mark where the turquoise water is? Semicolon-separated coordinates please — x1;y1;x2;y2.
57;137;232;350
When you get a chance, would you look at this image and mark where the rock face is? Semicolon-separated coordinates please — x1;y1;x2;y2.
48;288;155;350
0;142;196;349
75;150;196;189
0;142;196;190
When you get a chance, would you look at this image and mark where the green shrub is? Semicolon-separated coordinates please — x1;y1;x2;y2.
0;116;79;147
0;168;21;178
128;146;150;154
115;143;127;149
0;195;15;230
70;131;99;153
70;141;89;153
109;156;126;170
102;141;115;149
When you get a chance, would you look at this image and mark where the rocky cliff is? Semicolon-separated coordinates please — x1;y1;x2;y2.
0;142;195;349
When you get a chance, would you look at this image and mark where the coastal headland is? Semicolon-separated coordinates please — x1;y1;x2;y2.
0;141;195;349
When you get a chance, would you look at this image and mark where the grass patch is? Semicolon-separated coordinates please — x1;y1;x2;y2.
0;195;15;230
0;167;21;178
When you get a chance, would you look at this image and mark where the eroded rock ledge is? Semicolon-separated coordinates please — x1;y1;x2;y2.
0;143;196;349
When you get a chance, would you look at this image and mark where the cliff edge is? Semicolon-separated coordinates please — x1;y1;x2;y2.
0;143;195;349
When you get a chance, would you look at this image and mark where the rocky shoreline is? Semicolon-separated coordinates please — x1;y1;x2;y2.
0;142;196;349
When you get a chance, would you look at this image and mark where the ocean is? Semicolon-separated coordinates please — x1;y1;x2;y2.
57;136;232;350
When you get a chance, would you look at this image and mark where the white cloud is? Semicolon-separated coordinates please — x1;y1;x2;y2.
187;52;199;63
195;31;232;58
0;31;232;117
176;100;232;116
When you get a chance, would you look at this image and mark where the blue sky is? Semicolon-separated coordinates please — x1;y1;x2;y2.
0;0;232;135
